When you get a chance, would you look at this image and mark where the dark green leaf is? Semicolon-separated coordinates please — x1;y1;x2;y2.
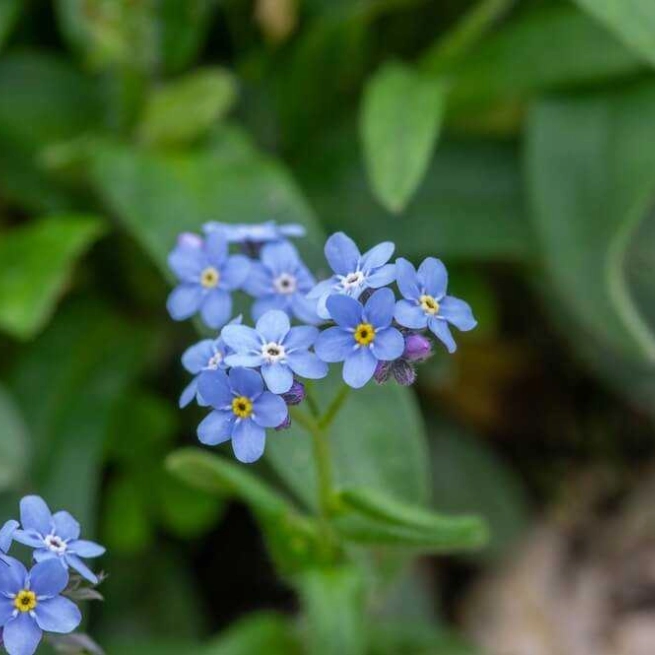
0;385;29;492
361;61;446;212
0;214;106;339
0;0;21;51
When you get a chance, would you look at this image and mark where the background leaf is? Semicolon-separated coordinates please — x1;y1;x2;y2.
0;384;29;492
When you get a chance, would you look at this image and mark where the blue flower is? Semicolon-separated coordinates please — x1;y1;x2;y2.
197;368;288;463
222;310;328;394
203;220;305;244
13;496;105;585
243;241;319;324
315;288;404;388
179;316;243;408
307;232;396;320
0;557;81;655
394;257;477;353
166;231;250;329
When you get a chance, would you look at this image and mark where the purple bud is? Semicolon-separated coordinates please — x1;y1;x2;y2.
275;414;292;431
392;360;416;386
403;333;432;362
282;380;305;406
177;232;203;249
374;360;392;384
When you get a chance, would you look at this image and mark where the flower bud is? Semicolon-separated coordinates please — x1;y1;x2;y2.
403;333;432;362
275;414;292;431
373;361;392;384
392;360;416;386
282;380;305;406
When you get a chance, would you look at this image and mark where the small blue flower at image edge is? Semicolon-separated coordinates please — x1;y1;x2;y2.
166;231;251;329
307;232;397;319
179;316;243;408
12;496;105;585
197;367;288;463
203;220;305;244
394;257;477;353
315;288;405;388
0;557;81;655
243;240;320;324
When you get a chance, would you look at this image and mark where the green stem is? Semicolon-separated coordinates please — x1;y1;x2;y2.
319;385;350;430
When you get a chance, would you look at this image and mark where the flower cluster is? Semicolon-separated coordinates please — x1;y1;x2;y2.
169;223;476;464
0;496;105;655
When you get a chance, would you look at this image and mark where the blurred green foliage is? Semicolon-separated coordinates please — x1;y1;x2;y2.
1;0;655;653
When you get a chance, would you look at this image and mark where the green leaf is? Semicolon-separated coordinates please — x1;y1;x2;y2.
361;61;446;213
0;385;29;492
139;68;237;147
297;566;366;655
0;0;21;51
526;83;655;366
370;622;479;655
572;0;655;67
0;215;106;340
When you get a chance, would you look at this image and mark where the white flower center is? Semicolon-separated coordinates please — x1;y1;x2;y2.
207;352;223;369
44;534;67;554
273;273;298;295
261;342;286;364
338;270;365;291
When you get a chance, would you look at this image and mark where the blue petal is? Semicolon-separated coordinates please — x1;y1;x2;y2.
204;231;228;265
229;367;264;398
221;254;251;289
315;327;355;363
315;291;333;320
417;257;448;299
342;347;378;389
33;596;81;634
20;496;52;536
255;310;290;343
252;392;288;428
371;328;405;361
260;240;299;275
67;540;105;558
279;223;306;238
197;369;232;409
324;232;360;275
51;512;80;542
0;597;14;625
181;339;215;373
394;300;428;329
179;378;196;407
284;326;319;351
395;258;420;299
290;294;321;325
29;559;68;598
0;520;18;553
167;284;204;321
361;241;394;270
251;295;287;321
366;263;396;288
243;262;273;297
167;243;204;281
3;613;42;655
197;410;235;446
363;288;395;328
439;296;477;331
261;363;294;394
224;353;264;368
200;289;232;329
64;555;97;584
33;551;56;564
429;318;457;353
12;530;44;549
287;351;328;379
0;557;27;595
306;278;335;300
221;325;263;354
326;294;363;329
231;420;266;463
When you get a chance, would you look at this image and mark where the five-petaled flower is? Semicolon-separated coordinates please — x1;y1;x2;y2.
394;257;476;353
315;288;404;388
0;557;81;655
197;368;288;463
166;231;250;329
244;241;319;324
222;310;327;394
203;220;305;244
307;232;396;320
12;496;105;585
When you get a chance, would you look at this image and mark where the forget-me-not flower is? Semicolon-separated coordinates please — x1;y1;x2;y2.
13;496;105;585
197;367;288;463
315;288;404;388
0;558;81;655
203;220;305;244
222;310;328;394
243;241;319;324
179;316;242;408
307;232;396;320
394;257;476;353
166;231;250;328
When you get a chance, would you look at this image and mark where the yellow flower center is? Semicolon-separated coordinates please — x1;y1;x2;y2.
354;322;376;346
232;396;253;419
200;267;220;289
14;590;37;613
419;294;439;315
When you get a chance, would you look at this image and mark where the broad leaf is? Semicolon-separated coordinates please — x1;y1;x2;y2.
361;61;446;213
0;214;106;339
0;385;29;492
